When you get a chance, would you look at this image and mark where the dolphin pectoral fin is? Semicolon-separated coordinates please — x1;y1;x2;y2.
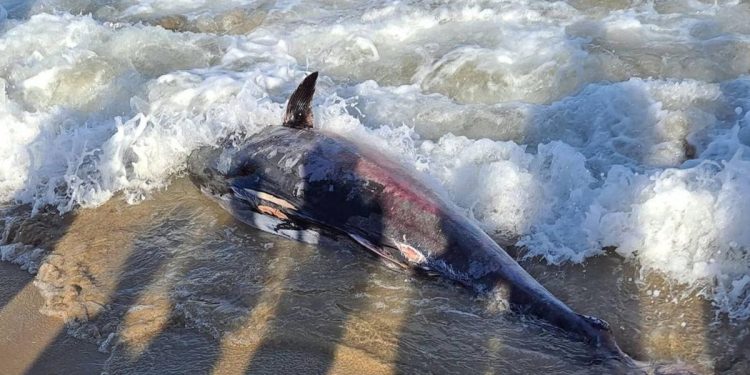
283;72;318;129
347;233;408;270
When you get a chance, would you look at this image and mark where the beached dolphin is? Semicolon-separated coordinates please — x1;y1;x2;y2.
187;72;685;372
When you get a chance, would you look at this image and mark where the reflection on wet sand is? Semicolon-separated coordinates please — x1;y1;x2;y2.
522;252;750;374
0;271;64;374
0;203;82;375
636;272;711;368
0;263;106;375
210;243;302;375
326;273;413;375
0;177;747;374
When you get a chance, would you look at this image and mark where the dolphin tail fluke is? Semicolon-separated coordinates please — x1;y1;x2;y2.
283;71;318;129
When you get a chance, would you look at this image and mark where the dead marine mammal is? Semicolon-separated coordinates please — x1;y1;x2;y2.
187;72;690;371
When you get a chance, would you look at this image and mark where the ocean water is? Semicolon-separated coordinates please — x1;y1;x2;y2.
1;0;749;373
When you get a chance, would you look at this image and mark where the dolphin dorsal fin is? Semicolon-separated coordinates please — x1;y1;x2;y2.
282;71;318;129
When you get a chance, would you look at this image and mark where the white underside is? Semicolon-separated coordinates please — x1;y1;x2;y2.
215;194;321;244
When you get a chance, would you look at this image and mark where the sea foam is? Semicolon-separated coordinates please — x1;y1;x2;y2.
1;1;750;320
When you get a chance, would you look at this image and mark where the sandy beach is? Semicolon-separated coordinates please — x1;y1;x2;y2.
0;262;393;375
0;178;747;374
2;1;750;373
0;262;106;375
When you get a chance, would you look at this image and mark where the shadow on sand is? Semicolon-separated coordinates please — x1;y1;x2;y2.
10;71;748;375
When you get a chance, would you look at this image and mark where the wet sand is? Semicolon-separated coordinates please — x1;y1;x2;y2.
0;262;389;375
0;178;748;374
0;262;107;375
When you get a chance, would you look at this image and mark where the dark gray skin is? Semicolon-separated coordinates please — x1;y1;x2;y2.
188;72;695;373
189;125;628;360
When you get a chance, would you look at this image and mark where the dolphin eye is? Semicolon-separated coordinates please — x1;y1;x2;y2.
237;162;257;176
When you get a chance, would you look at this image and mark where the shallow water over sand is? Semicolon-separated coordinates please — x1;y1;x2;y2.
2;0;750;373
3;1;750;321
1;177;748;374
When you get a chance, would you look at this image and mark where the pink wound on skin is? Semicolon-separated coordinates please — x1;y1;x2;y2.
396;242;427;265
354;157;442;216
